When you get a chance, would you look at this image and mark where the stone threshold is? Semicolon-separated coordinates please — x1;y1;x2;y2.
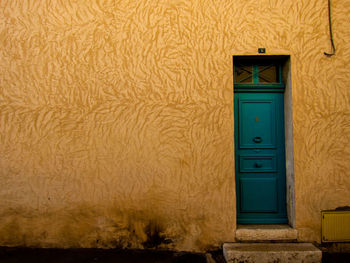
235;224;298;242
223;243;322;263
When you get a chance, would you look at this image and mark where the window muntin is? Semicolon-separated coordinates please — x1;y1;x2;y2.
258;65;279;83
234;65;253;83
234;63;280;84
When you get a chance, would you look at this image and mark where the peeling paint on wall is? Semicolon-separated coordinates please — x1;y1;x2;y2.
0;0;350;251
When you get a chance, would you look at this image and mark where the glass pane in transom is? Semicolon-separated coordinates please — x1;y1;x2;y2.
235;65;253;83
258;65;279;83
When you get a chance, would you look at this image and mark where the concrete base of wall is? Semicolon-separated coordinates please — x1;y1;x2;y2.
223;243;322;263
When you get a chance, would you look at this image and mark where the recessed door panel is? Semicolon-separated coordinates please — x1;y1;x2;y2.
239;155;276;173
239;99;276;148
240;178;278;213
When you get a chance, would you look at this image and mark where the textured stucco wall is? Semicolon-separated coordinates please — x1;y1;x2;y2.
0;0;350;251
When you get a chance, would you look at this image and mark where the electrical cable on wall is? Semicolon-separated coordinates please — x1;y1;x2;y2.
324;0;336;56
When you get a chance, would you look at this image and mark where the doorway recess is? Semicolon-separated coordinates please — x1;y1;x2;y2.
233;55;295;227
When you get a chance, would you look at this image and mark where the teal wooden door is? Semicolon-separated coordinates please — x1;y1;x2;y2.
234;92;287;224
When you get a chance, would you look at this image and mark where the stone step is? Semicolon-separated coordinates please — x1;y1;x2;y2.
223;243;322;263
235;224;298;242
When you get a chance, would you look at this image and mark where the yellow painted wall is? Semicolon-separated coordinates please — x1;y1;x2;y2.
0;0;349;251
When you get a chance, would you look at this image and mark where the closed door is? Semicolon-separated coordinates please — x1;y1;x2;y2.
234;92;287;224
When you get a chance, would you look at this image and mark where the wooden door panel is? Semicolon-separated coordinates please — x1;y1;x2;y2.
240;178;278;213
235;92;287;224
239;98;276;149
239;155;276;173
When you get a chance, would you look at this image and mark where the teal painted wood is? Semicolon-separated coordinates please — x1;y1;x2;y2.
234;83;285;93
234;92;287;224
252;65;259;83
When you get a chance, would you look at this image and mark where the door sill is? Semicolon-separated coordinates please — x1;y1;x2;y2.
235;224;297;242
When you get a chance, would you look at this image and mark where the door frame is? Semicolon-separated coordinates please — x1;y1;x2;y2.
233;55;295;226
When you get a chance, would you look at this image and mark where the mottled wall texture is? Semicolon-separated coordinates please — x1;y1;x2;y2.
0;0;350;252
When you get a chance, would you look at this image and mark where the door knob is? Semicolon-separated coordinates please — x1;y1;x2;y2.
254;162;263;168
253;137;262;143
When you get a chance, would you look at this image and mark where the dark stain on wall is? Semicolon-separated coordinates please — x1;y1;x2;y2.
142;221;172;248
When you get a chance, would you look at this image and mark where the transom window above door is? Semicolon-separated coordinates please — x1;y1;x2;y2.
234;64;281;84
233;59;285;92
